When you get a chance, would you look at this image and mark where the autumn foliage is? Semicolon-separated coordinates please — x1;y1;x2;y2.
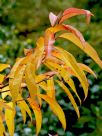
0;8;102;136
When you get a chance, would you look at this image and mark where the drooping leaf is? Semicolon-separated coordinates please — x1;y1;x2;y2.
17;95;32;123
54;47;89;99
45;56;82;102
27;58;43;106
78;63;97;78
59;8;93;24
5;102;15;136
28;98;42;135
59;33;102;69
0;116;5;136
49;24;85;46
56;80;80;118
38;94;66;130
35;37;44;69
0;74;5;84
47;77;55;99
45;50;81;105
25;62;39;98
20;106;26;123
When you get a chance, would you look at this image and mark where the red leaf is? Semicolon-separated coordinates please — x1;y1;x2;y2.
49;24;85;47
63;24;85;46
44;30;55;57
60;8;94;24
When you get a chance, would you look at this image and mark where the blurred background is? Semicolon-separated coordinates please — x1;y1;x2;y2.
0;0;102;136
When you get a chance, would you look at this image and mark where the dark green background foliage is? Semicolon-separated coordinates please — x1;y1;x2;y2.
0;0;102;135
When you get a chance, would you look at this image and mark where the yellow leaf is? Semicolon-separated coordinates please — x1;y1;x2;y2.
38;94;66;130
45;59;81;103
1;86;11;99
0;74;5;84
65;79;81;104
25;62;39;98
59;33;102;69
5;102;15;136
17;95;32;123
36;71;56;84
78;63;97;78
9;58;25;78
38;81;47;91
56;80;80;118
0;64;10;72
55;47;89;99
0;100;13;111
0;116;5;136
20;106;26;123
28;98;42;135
35;37;44;69
9;64;26;102
47;77;55;99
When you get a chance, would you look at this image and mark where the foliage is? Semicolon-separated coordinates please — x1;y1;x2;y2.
0;7;102;136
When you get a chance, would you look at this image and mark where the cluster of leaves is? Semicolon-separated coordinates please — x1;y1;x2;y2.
0;8;102;136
